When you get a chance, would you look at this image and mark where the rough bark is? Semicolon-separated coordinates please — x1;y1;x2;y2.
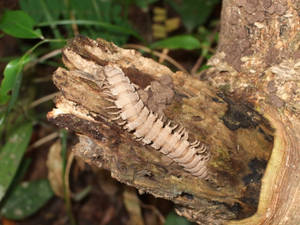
47;0;299;224
207;0;300;224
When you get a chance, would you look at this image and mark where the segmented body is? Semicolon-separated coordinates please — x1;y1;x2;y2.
103;65;210;178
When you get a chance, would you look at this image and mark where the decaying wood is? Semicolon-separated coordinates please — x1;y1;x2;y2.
47;1;299;224
84;64;210;178
48;36;273;224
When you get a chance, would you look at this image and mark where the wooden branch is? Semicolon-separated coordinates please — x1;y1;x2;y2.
48;36;274;224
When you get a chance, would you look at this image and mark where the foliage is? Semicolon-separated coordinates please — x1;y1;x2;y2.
0;179;54;220
0;0;219;223
0;10;43;39
151;35;201;50
164;212;191;225
165;0;220;32
0;122;33;201
19;0;139;44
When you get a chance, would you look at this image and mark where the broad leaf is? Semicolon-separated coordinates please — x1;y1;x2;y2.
0;179;54;220
0;56;31;105
0;10;43;39
151;35;201;50
20;0;62;23
165;0;220;32
0;122;33;201
134;0;159;9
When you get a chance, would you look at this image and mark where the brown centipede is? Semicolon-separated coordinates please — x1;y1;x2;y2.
97;65;210;178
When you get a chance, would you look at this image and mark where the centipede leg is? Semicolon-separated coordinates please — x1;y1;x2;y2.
111;115;121;121
190;140;200;148
106;106;119;110
108;110;122;115
182;132;188;140
135;137;144;142
196;144;208;154
177;127;187;137
102;80;110;87
105;97;116;103
118;120;127;126
103;91;114;97
170;124;179;131
94;79;106;88
190;140;198;146
159;114;165;122
144;85;151;91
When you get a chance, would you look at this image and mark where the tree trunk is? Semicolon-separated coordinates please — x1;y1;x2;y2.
47;0;299;224
207;0;300;224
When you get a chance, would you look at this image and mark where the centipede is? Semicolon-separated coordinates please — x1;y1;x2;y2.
97;65;210;178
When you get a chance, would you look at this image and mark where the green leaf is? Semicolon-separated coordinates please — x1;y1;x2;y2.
19;0;44;22
20;0;63;23
13;158;32;184
134;0;159;9
0;179;54;220
0;122;33;202
0;10;43;39
164;212;191;225
0;56;31;105
151;35;201;50
199;64;212;71
37;20;142;41
20;0;63;39
165;0;220;32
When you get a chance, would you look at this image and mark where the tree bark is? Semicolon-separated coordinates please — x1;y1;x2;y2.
207;0;300;224
47;0;299;224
